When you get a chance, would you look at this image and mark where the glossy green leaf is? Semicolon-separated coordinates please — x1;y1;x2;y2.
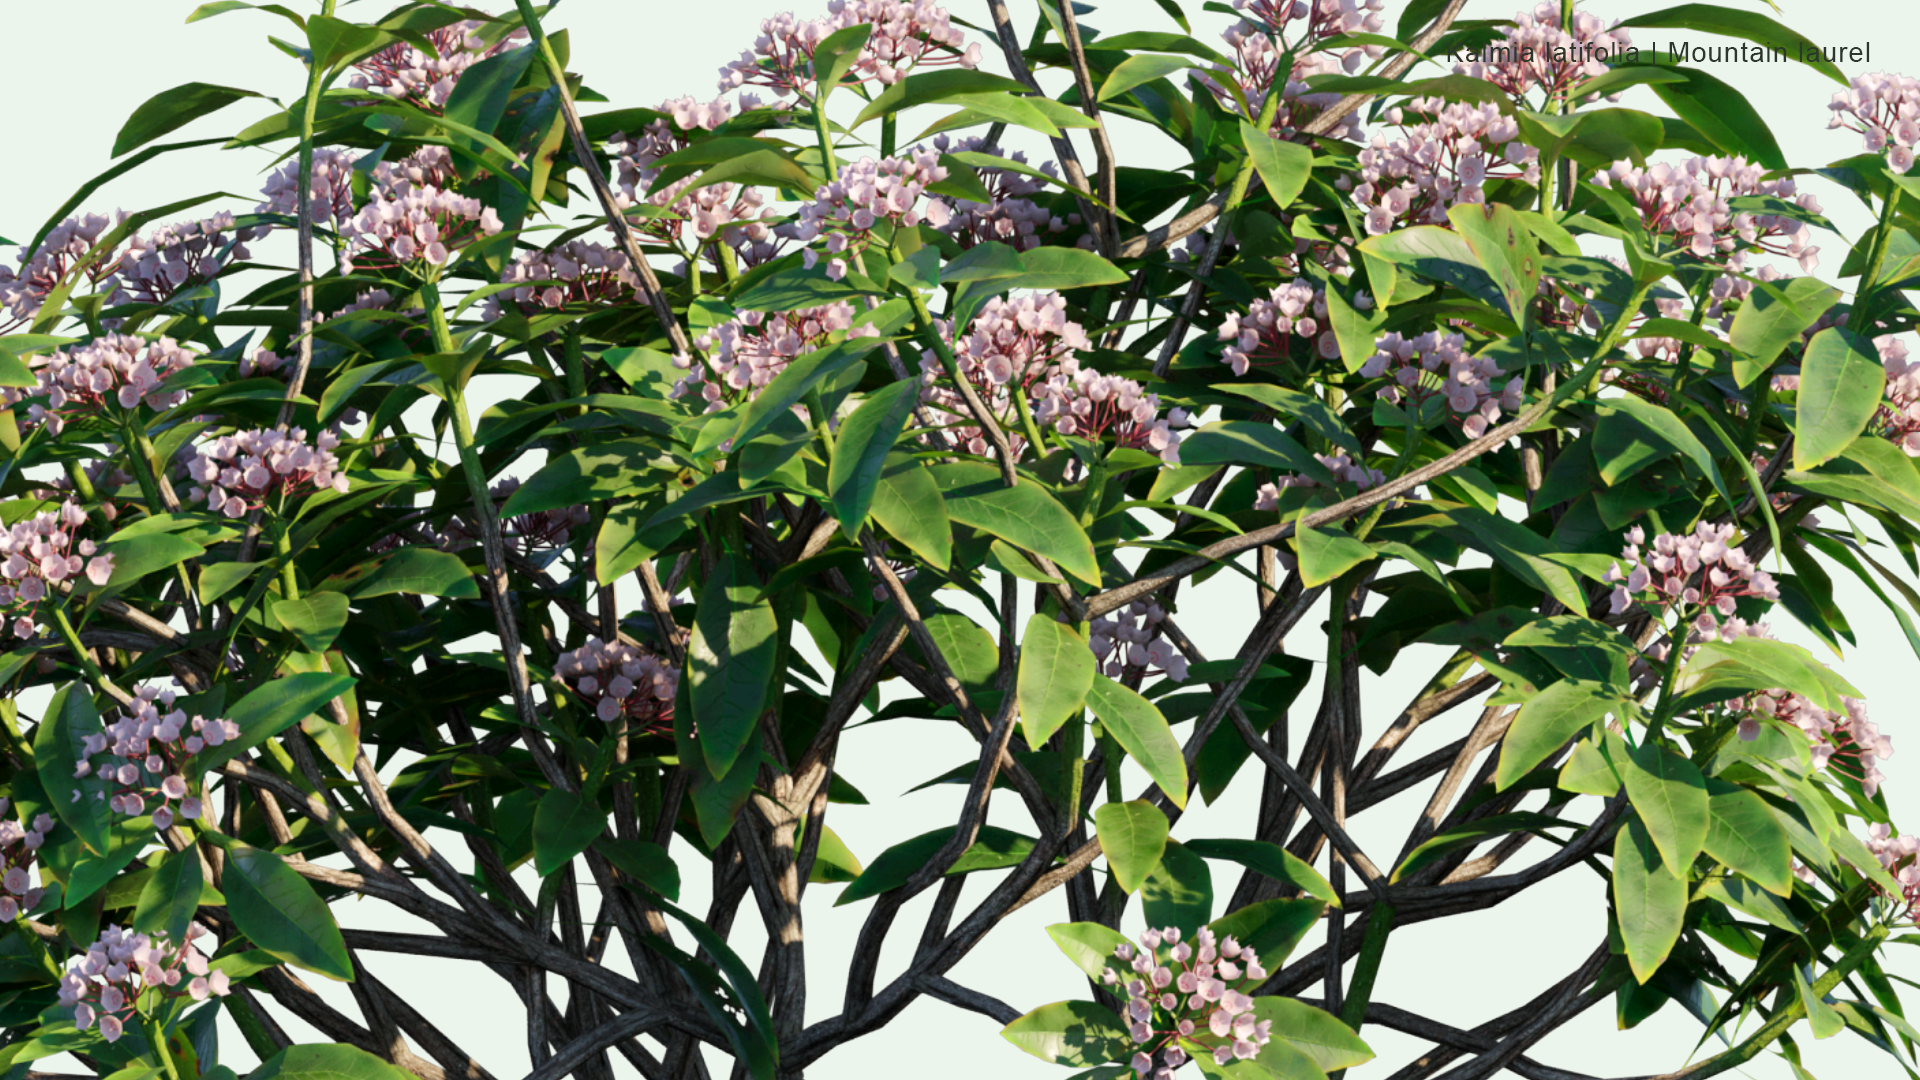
1618;6;1847;84
201;672;356;772
733;337;878;451
35;684;111;856
871;454;952;570
1796;966;1844;1039
854;68;1033;127
1614;817;1687;984
1094;799;1170;893
1183;838;1339;907
88;532;206;591
828;379;921;539
133;847;204;943
931;462;1100;585
1006;247;1130;291
269;593;351;652
1087;675;1187;809
1623;743;1709;879
1673;636;1860;714
1254;997;1374;1072
1448;201;1542;325
1018;614;1095;748
222;841;353;981
1703;778;1793;897
1495;678;1623;791
324;547;476;599
1046;921;1132;980
812;23;875;101
1649;65;1784;169
1392;811;1580;884
1181;421;1331;477
595;837;682;902
1239;120;1313;210
111;82;262;157
1100;54;1196;102
1001;1000;1132;1066
500;439;674;519
688;552;779;780
1726;277;1840;387
1558;730;1627;797
1358;226;1506;311
835;824;1040;905
1141;840;1212;930
533;788;606;877
1293;523;1376;588
1794;328;1888;471
1207;898;1324;967
250;1045;414;1080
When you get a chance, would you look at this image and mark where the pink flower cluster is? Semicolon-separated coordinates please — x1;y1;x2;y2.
115;212;262;306
555;636;679;732
372;146;456;198
183;427;350;518
1090;602;1189;682
1827;72;1920;173
1354;100;1541;235
1594;157;1821;271
483;241;640;318
928;136;1078;252
0;800;52;920
610;99;782;252
74;685;234;831
672;302;873;412
338;185;503;275
495;478;592;552
1735;689;1892;797
718;0;981;100
1604;523;1781;635
257;148;361;225
1201;0;1385;143
0;501;114;640
0;213;126;332
17;334;198;436
1454;2;1633;105
59;925;231;1043
1101;925;1272;1075
919;292;1086;457
1872;336;1920;455
794;153;951;279
1360;330;1522;438
1865;823;1920;918
1031;357;1187;464
348;18;527;111
1254;452;1385;510
1217;280;1337;374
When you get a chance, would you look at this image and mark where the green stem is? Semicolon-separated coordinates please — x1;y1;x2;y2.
1852;184;1904;334
61;460;97;503
1671;923;1888;1078
50;605;103;685
881;113;897;159
813;93;839;183
274;518;299;601
1099;728;1123;805
1012;389;1049;459
141;1015;182;1080
563;324;586;403
1338;903;1395;1039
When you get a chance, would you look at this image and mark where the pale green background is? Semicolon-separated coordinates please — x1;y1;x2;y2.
0;1;1914;1077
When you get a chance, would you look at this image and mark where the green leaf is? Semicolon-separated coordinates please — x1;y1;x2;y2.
1673;636;1860;714
1094;799;1170;893
533;788;607;877
325;547;476;599
1623;743;1709;879
1183;838;1339;907
1141;840;1212;930
1238;120;1313;210
1358;226;1506;311
1559;730;1628;797
1614;816;1688;984
1006;247;1130;291
1100;54;1197;102
1794;328;1888;471
111;83;262;157
133;847;204;943
688;552;779;780
1697;876;1801;935
1649;65;1784;170
440;45;535;169
829;380;920;538
1703;779;1793;897
595;837;682;902
835;825;1040;905
931;462;1100;585
733;337;878;451
1447;201;1542;325
854;69;1034;128
1207;898;1324;967
88;532;206;590
1495;678;1623;791
1001;1000;1132;1066
1796;966;1844;1039
1727;277;1840;387
731;265;872;311
1392;811;1579;884
36;684;111;856
804;823;863;883
221;840;353;981
1018;614;1096;748
1293;523;1376;588
1087;675;1187;809
1180;421;1331;476
1254;997;1374;1072
269;593;351;652
1597;397;1732;510
249;1045;415;1080
922;613;999;691
1046;922;1132;980
871;454;952;570
812;23;876;102
500;439;674;519
201;672;356;772
1617;5;1847;84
